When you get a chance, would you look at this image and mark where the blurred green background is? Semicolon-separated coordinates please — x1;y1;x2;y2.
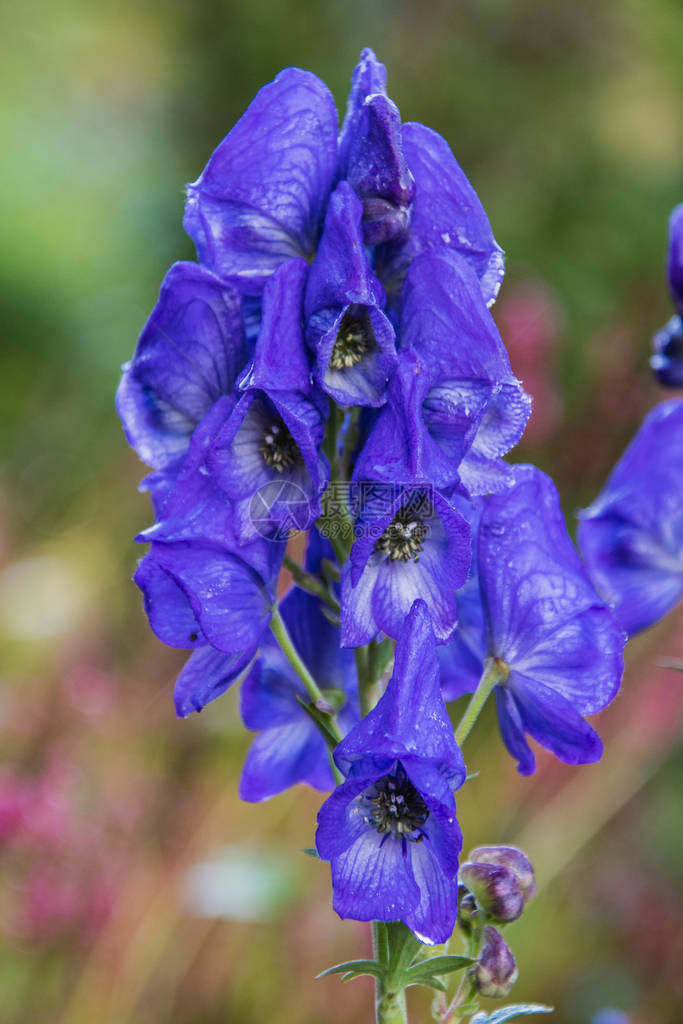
1;1;682;1022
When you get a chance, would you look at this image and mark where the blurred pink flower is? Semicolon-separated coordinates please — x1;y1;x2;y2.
496;280;564;441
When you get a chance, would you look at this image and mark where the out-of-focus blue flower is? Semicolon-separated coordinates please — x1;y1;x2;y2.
184;69;338;293
441;465;625;774
337;47;415;245
316;601;466;944
651;204;683;388
590;1010;631;1024
375;122;505;306
304;182;397;406
240;544;359;802
578;399;683;635
341;485;470;646
116;262;247;470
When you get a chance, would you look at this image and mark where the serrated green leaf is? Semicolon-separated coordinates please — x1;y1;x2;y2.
316;959;385;982
470;1003;553;1024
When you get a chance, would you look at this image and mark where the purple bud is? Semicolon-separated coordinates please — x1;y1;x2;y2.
468;844;537;902
474;925;518;999
459;862;524;922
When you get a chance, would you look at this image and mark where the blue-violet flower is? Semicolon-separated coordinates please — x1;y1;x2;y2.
316;600;466;944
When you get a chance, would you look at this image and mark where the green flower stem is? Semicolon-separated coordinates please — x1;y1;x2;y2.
283;554;340;613
376;985;408;1024
454;657;510;748
316;481;354;566
270;605;343;745
444;921;485;1022
356;638;395;716
373;921;390;965
373;922;409;1024
318;400;354;565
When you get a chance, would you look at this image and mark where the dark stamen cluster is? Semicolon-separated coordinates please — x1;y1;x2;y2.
330;308;374;370
375;506;428;562
363;766;429;840
260;419;300;472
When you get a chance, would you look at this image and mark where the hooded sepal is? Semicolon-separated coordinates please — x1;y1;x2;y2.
184;69;338;293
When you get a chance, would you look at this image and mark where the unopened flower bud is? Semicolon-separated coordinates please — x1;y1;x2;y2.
468;845;537;902
474;925;518;999
459;861;524;922
457;884;479;935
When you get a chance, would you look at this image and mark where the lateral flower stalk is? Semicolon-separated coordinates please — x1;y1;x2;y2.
454;658;510;748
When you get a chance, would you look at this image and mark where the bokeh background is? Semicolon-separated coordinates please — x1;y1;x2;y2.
1;1;682;1022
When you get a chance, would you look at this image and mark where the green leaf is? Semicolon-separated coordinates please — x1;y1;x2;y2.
320;604;341;626
410;955;474;977
301;848;320;859
403;955;474;991
470;1004;554;1024
316;959;386;983
657;657;683;672
409;975;447;991
321;557;341;583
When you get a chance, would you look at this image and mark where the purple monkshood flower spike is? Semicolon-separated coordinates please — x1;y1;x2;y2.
651;204;683;388
337;48;415;245
316;600;466;945
305;182;397;407
116;262;247;470
209;259;329;541
374;121;505;307
440;465;626;775
184;68;338;294
341;484;470;646
578;399;683;636
240;560;359;802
